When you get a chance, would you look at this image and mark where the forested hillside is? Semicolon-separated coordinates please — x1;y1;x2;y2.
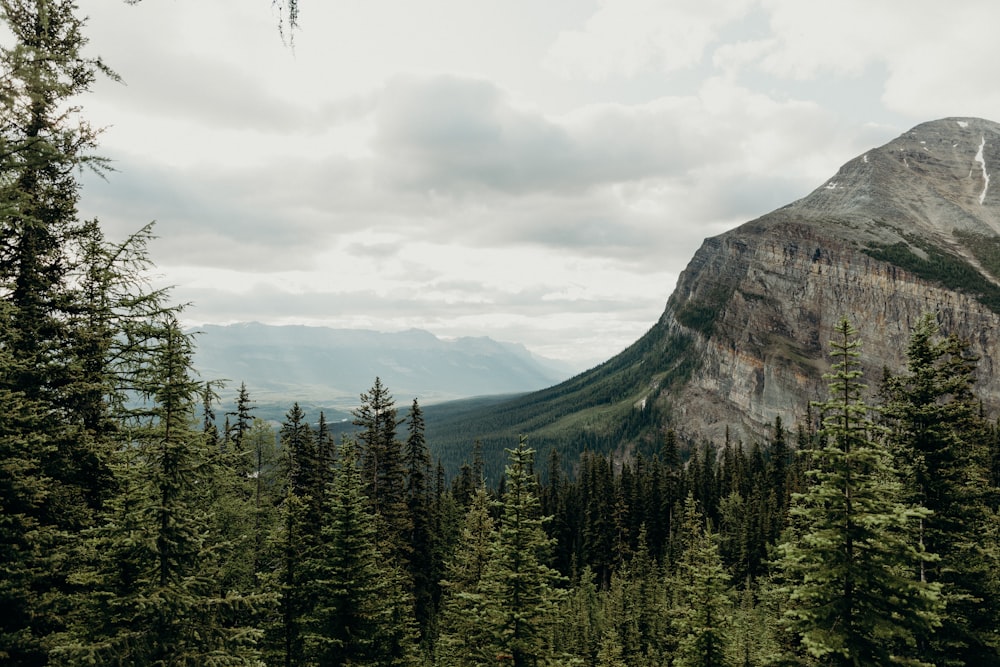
4;2;1000;666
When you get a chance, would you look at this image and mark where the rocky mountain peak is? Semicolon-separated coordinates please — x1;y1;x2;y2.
660;117;1000;444
794;117;1000;237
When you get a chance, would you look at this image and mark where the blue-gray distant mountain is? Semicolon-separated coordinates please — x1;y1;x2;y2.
188;322;577;406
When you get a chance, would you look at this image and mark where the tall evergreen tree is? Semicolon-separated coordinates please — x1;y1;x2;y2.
403;398;438;642
670;493;732;667
308;437;418;666
55;317;263;665
227;382;254;458
268;403;320;667
0;3;119;660
882;313;1000;663
776;318;942;666
353;377;410;561
435;484;498;667
480;436;566;667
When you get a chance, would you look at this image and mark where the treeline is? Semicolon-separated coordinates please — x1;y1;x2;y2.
8;300;1000;665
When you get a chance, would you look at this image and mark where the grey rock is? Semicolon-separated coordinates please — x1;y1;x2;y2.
660;117;1000;443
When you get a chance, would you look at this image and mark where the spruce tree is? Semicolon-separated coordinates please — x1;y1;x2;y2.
268;403;320;667
353;377;410;562
480;436;566;667
776;318;942;666
54;317;263;665
0;3;118;659
227;382;254;459
882;313;1000;663
670;493;732;667
436;484;498;667
404;398;438;642
308;437;418;666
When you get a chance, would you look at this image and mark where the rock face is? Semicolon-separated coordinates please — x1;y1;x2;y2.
660;117;1000;443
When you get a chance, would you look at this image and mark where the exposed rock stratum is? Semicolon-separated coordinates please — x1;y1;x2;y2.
661;117;1000;442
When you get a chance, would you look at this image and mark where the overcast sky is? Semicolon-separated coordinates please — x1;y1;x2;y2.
71;0;1000;369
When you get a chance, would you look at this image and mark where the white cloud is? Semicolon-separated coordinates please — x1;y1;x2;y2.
73;0;982;367
545;0;754;79
721;0;1000;122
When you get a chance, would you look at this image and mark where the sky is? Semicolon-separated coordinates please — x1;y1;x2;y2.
69;0;1000;370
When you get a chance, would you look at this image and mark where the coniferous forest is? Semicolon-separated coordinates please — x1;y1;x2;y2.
3;2;1000;666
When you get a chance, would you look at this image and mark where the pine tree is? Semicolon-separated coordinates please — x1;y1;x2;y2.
404;398;438;643
207;385;258;598
0;3;120;659
480;436;566;667
316;410;335;475
227;382;254;459
436;484;498;667
670;493;732;667
882;313;1000;663
247;417;279;570
353;377;410;562
776;318;942;666
308;437;418;666
268;402;321;667
596;628;628;667
554;565;603;664
605;526;668;665
54;317;264;665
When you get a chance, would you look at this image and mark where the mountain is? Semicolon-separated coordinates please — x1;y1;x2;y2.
188;322;577;408
427;117;1000;475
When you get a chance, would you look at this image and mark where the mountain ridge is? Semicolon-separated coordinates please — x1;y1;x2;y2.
425;117;1000;474
663;116;1000;443
188;321;577;407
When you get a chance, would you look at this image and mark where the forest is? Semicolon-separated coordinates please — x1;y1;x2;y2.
3;1;1000;665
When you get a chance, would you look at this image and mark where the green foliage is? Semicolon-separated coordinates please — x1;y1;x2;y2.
354;377;411;561
436;485;499;666
863;237;1000;312
776;318;943;666
670;494;733;667
307;437;418;667
6;4;1000;662
55;318;265;665
480;437;567;667
674;281;738;336
427;326;696;481
954;229;1000;282
882;313;1000;663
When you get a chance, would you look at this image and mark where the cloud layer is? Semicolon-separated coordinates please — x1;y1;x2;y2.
72;0;1000;368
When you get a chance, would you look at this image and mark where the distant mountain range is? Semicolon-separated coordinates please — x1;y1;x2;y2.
191;118;1000;479
187;322;578;410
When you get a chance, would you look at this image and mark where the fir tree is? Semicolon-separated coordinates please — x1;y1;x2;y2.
54;317;264;665
404;398;438;643
227;382;254;459
776;318;942;666
480;436;566;667
436;484;498;667
268;403;320;667
0;2;119;659
882;313;1000;663
308;437;418;666
353;377;410;562
670;493;732;667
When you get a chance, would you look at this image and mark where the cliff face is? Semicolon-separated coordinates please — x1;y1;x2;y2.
660;117;1000;442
